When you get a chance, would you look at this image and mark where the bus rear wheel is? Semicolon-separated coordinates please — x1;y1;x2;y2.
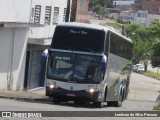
114;92;123;107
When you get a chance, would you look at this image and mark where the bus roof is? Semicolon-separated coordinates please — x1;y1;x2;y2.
57;22;132;43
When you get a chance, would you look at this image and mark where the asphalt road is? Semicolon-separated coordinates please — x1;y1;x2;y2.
0;72;160;120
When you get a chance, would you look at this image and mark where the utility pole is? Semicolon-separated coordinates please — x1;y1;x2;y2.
65;0;71;22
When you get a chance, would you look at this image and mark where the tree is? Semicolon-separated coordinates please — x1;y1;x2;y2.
93;4;106;16
124;24;141;37
89;0;113;10
151;42;160;68
148;19;160;38
132;39;152;71
148;19;160;68
125;24;153;71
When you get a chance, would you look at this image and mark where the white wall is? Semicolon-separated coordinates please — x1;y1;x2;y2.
134;10;148;27
29;0;67;39
0;28;28;90
146;14;160;27
0;0;31;23
113;0;134;6
0;29;12;89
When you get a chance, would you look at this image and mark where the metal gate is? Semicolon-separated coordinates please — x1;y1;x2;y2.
27;50;43;89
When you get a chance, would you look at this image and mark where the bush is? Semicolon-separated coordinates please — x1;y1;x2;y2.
153;104;160;110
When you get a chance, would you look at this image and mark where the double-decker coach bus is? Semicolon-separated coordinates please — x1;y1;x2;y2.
45;22;133;108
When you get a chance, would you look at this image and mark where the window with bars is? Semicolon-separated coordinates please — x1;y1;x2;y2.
53;7;59;24
63;8;67;22
34;5;41;23
45;6;52;25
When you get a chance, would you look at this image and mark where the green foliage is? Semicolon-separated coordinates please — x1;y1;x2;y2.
133;40;152;62
148;19;160;67
124;24;140;37
148;19;160;38
125;23;153;71
133;27;153;41
143;70;160;80
153;105;160;110
151;42;160;67
102;23;122;29
89;0;113;9
93;4;106;16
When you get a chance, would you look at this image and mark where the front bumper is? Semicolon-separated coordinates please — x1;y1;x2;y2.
46;86;101;102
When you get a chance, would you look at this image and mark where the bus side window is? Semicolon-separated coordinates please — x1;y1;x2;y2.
105;32;109;54
110;33;114;54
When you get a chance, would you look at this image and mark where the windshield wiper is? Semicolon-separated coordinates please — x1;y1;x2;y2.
77;48;95;54
53;76;65;79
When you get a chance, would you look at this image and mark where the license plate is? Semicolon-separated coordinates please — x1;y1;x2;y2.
67;93;75;97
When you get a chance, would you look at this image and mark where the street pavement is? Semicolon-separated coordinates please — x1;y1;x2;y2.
0;72;160;106
0;72;160;120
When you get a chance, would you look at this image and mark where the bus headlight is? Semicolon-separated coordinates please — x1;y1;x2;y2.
48;82;57;89
49;84;55;89
86;88;95;94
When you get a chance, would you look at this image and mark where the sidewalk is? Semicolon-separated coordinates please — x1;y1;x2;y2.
0;87;50;102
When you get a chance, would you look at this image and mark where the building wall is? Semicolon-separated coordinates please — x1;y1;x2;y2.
76;0;90;23
0;28;28;90
29;0;67;39
134;10;148;27
135;0;160;14
0;28;12;89
113;0;135;6
146;14;160;26
0;0;31;23
26;0;68;90
0;0;38;90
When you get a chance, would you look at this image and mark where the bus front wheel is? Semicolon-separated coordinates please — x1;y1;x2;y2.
93;101;104;108
53;97;60;104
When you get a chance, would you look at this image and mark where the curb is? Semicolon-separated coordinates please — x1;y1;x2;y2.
0;96;51;102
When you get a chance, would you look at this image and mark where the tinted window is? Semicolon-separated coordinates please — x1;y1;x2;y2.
74;54;102;83
47;51;103;83
47;52;74;81
51;26;105;53
110;32;133;60
105;32;109;54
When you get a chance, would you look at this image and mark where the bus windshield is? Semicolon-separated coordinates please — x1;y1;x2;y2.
47;51;103;83
51;26;105;53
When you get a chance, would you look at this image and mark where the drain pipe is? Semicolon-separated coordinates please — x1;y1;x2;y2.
7;28;15;90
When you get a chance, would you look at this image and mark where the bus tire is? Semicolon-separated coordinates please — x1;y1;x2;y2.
114;90;123;107
107;101;114;106
93;101;104;108
53;97;60;104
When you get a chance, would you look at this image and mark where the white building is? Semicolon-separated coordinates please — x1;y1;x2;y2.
146;14;160;26
0;0;67;90
113;0;135;6
25;0;67;90
134;10;148;27
28;0;67;41
119;10;136;23
134;10;160;27
0;0;41;90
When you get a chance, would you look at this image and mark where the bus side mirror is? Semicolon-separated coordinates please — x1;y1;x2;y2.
100;55;107;71
42;49;48;61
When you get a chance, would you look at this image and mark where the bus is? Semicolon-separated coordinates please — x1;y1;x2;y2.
45;22;133;108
